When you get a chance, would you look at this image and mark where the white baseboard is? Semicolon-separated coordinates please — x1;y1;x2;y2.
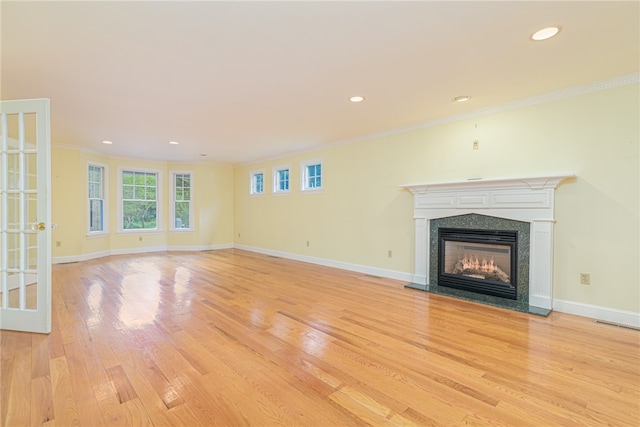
51;244;639;328
553;299;640;327
52;243;234;264
233;244;414;283
53;250;112;264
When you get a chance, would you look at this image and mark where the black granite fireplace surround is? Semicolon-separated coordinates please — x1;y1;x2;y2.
438;227;517;300
409;213;542;314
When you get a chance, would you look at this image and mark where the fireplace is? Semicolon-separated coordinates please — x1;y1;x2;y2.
400;174;573;313
438;228;517;299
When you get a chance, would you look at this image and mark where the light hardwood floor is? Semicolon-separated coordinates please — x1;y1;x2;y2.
1;249;639;426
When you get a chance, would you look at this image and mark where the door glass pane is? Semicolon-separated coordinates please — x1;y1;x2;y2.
6;233;19;269
26;152;37;189
27;193;38;228
28;232;38;270
7;192;18;230
5;113;19;143
6;272;19;309
7;153;19;189
26;274;37;310
23;113;37;147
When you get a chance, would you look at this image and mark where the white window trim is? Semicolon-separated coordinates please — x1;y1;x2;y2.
300;158;324;193
87;161;109;237
272;164;291;194
117;166;162;233
250;168;265;196
170;170;194;232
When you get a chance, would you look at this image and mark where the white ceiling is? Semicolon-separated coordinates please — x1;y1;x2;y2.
2;1;638;165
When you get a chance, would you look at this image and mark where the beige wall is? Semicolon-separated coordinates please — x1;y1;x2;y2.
233;83;639;313
51;149;234;258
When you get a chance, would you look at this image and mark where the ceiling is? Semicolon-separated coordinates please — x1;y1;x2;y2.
2;1;638;165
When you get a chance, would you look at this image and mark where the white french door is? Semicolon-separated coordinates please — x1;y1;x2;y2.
0;99;51;334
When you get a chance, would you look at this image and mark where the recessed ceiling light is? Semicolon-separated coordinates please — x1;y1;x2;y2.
169;141;179;145
454;96;471;103
531;26;560;41
349;96;365;103
102;140;113;145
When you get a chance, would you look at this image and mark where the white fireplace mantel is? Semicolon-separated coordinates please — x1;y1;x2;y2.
400;174;574;310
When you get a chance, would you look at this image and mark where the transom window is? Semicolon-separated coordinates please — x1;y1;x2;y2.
171;171;193;230
250;169;265;195
120;169;160;231
301;159;323;191
88;163;108;233
273;165;290;193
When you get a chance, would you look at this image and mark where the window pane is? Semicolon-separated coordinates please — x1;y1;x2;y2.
277;169;289;191
252;172;264;194
90;199;103;232
175;201;189;228
303;162;322;190
134;186;145;200
123;185;134;199
133;172;144;185
146;186;156;200
123;201;157;230
123;171;134;185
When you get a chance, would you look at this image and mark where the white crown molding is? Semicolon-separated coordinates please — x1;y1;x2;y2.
237;72;639;168
51;144;234;168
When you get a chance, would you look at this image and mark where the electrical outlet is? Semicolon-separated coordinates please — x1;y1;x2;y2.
388;250;392;258
473;140;479;150
580;273;591;285
139;236;143;242
56;241;61;247
306;240;310;247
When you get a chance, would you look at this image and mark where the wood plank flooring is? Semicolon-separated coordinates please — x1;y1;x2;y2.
1;249;639;426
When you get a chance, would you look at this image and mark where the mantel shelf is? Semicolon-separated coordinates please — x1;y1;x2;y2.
400;174;574;194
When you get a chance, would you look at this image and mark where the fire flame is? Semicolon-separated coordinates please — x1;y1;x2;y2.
461;255;497;272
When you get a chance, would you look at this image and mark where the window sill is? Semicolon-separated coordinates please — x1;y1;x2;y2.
86;231;109;239
170;228;194;232
301;188;324;194
117;229;163;235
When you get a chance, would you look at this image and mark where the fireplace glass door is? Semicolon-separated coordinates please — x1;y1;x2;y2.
438;228;517;299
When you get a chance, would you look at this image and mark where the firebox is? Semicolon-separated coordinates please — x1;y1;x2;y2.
438;228;517;299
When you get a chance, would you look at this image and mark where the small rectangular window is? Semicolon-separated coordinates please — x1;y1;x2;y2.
171;171;193;230
301;159;323;191
88;163;108;234
273;165;290;193
250;169;265;195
